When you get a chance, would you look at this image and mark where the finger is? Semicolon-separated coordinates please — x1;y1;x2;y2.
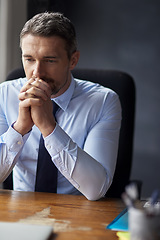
20;78;52;98
31;79;52;98
19;97;43;108
19;80;49;101
19;91;36;101
26;86;48;101
20;77;36;93
19;89;48;101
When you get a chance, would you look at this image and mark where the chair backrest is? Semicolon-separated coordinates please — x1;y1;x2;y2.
4;68;136;198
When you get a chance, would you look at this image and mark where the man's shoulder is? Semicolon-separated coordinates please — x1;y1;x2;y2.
0;77;27;91
74;78;116;96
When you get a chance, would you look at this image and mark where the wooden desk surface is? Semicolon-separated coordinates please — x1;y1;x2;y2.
0;190;124;240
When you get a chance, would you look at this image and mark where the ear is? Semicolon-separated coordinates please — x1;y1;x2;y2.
69;51;80;70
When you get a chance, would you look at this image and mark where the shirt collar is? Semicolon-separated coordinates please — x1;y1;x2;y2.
51;75;75;111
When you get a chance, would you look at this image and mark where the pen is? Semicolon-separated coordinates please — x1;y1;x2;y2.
145;189;160;216
150;189;159;206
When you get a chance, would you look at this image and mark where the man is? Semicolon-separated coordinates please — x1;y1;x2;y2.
0;12;121;200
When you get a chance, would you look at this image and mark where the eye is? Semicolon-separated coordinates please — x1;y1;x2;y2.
24;58;35;63
44;59;57;63
46;59;55;63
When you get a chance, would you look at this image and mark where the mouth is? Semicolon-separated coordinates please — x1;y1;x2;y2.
41;77;59;95
42;77;54;84
43;79;57;95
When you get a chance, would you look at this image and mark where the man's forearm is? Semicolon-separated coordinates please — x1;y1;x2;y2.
0;126;29;183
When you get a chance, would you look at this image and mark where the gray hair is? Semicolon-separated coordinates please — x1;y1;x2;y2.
20;12;77;59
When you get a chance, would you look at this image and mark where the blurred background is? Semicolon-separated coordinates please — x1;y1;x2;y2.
0;0;160;199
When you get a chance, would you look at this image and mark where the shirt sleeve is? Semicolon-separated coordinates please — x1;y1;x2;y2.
44;92;122;201
0;126;30;183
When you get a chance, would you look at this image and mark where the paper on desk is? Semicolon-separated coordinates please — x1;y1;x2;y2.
0;222;53;240
106;208;129;231
116;231;130;240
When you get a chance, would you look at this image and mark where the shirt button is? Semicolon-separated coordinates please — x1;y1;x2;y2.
17;141;22;145
46;144;51;149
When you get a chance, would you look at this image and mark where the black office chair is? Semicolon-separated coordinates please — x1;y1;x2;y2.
4;67;137;198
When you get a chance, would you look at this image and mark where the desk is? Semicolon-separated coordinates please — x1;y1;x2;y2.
0;190;124;240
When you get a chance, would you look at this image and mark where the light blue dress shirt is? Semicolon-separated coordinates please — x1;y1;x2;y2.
0;76;121;200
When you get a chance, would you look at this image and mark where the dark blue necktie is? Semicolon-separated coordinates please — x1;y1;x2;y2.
35;101;59;193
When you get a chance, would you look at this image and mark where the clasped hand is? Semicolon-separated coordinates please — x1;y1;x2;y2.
14;77;56;137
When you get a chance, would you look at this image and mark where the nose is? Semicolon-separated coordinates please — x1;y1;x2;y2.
33;61;43;78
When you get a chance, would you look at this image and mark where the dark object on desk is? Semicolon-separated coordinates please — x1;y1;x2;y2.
4;67;136;198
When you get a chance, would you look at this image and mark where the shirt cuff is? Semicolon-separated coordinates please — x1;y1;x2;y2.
3;125;31;153
44;124;70;155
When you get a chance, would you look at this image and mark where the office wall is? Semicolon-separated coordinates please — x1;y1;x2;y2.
43;0;160;198
0;0;27;83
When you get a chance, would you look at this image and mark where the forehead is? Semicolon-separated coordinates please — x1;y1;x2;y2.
21;34;67;54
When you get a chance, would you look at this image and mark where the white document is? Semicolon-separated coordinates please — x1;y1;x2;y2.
0;222;53;240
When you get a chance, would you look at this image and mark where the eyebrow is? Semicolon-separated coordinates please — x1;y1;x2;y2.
22;54;32;57
43;56;58;59
22;55;58;59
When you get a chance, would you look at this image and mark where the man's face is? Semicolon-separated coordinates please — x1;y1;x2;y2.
21;34;79;97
